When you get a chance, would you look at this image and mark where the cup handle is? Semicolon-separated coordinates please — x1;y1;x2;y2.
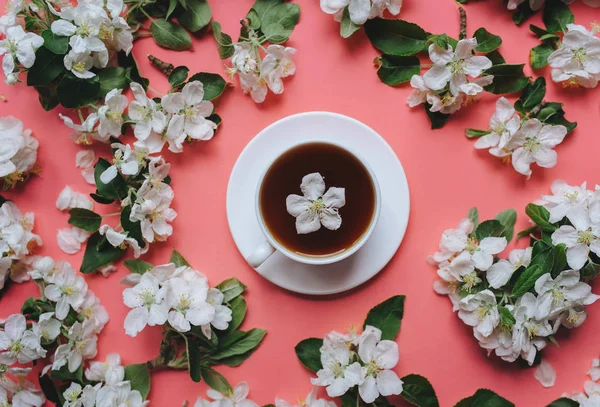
247;240;276;268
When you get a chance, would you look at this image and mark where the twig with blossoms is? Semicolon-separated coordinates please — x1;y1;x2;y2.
0;117;40;190
211;1;299;103
0;198;41;294
0;255;151;406
467;78;576;177
121;249;266;391
429;180;600;366
364;6;529;129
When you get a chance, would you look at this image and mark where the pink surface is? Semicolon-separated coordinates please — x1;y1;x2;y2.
1;1;600;405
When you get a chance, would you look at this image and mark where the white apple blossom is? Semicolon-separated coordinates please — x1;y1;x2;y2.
98;225;146;258
590;358;600;381
166;277;215;332
567;381;600;407
311;340;362;397
0;25;43;84
59;112;99;144
100;143;147;184
540;180;591;224
505;119;567;177
548;24;600;88
98;88;127;140
474;321;520;363
0;201;41;262
356;326;403;403
63;50;96;79
130;186;176;243
512;293;552;365
129;82;167;148
423;38;492;96
50;1;108;56
10;378;45;407
428;218;474;263
534;270;599;319
0;116;25;177
52;320;98;372
474;97;521;157
79;291;109;333
0;314;44;365
56;185;94;211
486;247;532;289
406;75;430;107
261;45;296;95
11;129;38;177
161;81;216;152
62;382;96;407
458;290;500;337
552;216;600;270
275;388;337;407
95;381;145;407
320;0;402;25
57;227;91;254
75;150;96;184
200;288;232;338
206;382;259;407
123;272;168;336
286;172;346;234
85;353;124;385
31;312;61;342
44;266;88;319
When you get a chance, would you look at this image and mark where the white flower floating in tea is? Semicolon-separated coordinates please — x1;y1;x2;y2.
286;172;346;235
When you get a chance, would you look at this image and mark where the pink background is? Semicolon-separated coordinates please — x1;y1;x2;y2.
1;0;600;405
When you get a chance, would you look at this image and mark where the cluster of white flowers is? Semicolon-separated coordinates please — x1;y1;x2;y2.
194;382;259;407
474;97;567;177
507;0;600;11
548;24;600;88
61;353;148;407
429;180;600;365
228;43;296;103
60;81;216;152
310;326;403;403
0;200;41;291
0;25;43;84
121;262;232;337
320;0;402;26
407;38;493;115
49;0;133;79
0;117;39;188
563;358;600;406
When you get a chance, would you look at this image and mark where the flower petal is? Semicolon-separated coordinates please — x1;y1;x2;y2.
534;359;556;388
300;172;326;200
286;194;310;217
322;187;345;208
320;208;342;231
296;211;321;234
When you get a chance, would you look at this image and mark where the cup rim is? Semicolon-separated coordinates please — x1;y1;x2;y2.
254;139;381;265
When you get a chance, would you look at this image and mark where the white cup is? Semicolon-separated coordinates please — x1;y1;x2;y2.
247;140;381;268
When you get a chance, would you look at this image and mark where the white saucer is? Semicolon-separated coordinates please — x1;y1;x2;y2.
226;112;410;295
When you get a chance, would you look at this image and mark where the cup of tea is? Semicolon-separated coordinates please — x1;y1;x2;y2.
247;140;381;267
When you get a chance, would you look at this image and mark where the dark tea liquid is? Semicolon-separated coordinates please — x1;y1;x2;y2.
259;142;376;257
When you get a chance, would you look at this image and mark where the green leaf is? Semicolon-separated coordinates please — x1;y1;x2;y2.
41;30;69;54
187;72;226;100
216;277;247;302
473;27;502;53
68;208;101;232
529;24;560;42
118;52;149;89
512;265;546;297
475;220;505;241
364;18;428;56
427;34;458;50
512;1;534;25
166;0;177;19
57;73;101;108
546;399;579;407
186;336;203;382
98;67;129;98
581;260;600;281
486;50;506;65
468;207;479;230
400;374;439;407
363;295;405;340
217;351;256;367
495;209;517;242
124;364;151;399
169;66;189;87
340;7;361;38
375;55;420;86
551;244;567;278
261;3;300;44
94;158;128;201
151;19;192;51
27;47;65;86
515;77;546;113
211;329;266;360
530;43;554;69
295;338;323;373
170;249;191;267
211;21;233;59
542;0;574;33
466;129;490;139
424;104;449;129
124;259;154;275
454;389;514;407
498;306;516;327
34;85;59;111
50;365;83;383
226;296;247;333
525;204;557;232
38;374;60;404
80;232;126;274
483;64;529;94
121;205;145;247
248;0;284;29
178;0;211;32
200;367;232;394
